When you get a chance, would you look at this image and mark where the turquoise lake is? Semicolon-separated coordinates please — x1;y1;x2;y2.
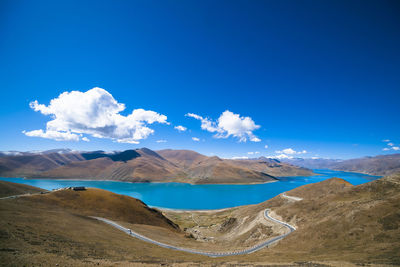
0;169;380;210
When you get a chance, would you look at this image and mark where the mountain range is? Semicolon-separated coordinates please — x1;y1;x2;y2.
0;148;313;184
282;153;400;176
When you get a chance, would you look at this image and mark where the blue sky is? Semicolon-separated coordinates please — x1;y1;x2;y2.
0;0;399;159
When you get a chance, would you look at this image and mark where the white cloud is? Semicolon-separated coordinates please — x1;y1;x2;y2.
174;125;187;132
383;148;390;151
22;129;80;141
156;140;167;143
192;137;200;142
388;142;394;146
271;148;307;159
264;145;268;149
24;87;168;143
231;156;249;160
275;148;307;155
273;154;294;159
186;110;260;142
82;137;90;142
186;113;222;133
393;146;400;151
248;151;260;155
383;139;391;142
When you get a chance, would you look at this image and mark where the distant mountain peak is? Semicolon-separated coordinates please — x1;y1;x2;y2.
81;150;141;162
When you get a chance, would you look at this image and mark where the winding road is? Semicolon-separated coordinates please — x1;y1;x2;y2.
0;192;48;200
91;209;296;257
1;190;297;257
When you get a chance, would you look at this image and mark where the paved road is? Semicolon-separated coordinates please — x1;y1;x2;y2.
91;209;296;257
281;192;303;201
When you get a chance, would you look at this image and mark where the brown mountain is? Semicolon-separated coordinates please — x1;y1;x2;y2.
227;173;400;264
157;149;314;179
0;152;83;177
283;153;400;176
37;148;184;182
0;148;314;184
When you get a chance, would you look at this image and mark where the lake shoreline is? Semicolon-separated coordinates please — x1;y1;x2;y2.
3;176;279;185
0;170;381;210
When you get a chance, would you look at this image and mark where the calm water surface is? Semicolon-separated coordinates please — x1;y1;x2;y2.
0;169;380;210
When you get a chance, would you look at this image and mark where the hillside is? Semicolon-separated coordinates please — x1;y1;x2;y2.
234;174;400;264
157;149;314;181
0;152;84;177
226;158;313;177
0;180;46;198
164;174;400;265
283;153;400;176
1;175;399;265
0;148;314;184
0;182;211;266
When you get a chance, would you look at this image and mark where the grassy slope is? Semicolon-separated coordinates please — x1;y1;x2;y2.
164;175;400;265
232;175;400;264
2;175;399;266
0;180;46;198
0;183;212;266
0;196;209;266
29;187;180;230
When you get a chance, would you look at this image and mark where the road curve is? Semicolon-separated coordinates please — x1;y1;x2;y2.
281;192;303;201
91;209;296;257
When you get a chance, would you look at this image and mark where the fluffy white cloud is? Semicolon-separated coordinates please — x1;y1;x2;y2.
186;110;260;142
383;139;391;142
275;148;307;155
270;148;307;159
82;137;90;142
174;125;187;132
156;139;167;143
273;154;294;159
192;137;200;142
264;145;268;149
22;129;80;141
24;87;168;143
393;146;400;151
383;147;390;151
388;142;394;146
186;113;222;133
247;151;260;155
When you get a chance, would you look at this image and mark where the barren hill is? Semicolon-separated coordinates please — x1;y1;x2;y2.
283;153;400;176
0;148;313;184
1;174;399;265
235;174;400;263
164;174;400;264
0;180;46;198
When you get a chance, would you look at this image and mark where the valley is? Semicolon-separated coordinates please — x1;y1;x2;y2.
1;172;399;266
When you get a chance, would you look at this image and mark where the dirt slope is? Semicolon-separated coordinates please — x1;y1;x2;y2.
235;174;400;264
0;180;46;198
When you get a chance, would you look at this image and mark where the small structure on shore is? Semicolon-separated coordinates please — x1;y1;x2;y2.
72;186;86;191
